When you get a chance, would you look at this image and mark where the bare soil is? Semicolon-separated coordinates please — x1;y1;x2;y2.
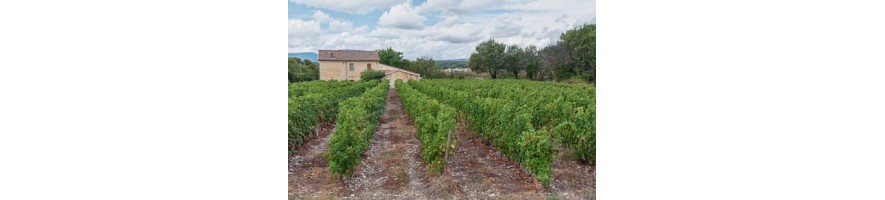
288;88;596;199
551;148;597;199
288;121;350;198
431;117;545;199
345;87;431;199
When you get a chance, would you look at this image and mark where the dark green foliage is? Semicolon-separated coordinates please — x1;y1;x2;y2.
560;24;596;83
377;47;409;69
464;24;594;82
396;80;457;174
360;69;386;80
468;39;506;79
505;44;524;78
406;57;445;79
326;82;389;178
289;57;319;82
378;47;445;79
524;45;541;80
539;24;595;82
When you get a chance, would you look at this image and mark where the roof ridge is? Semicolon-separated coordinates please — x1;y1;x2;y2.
317;49;380;61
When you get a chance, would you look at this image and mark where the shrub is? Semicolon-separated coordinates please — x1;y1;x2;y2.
360;69;386;80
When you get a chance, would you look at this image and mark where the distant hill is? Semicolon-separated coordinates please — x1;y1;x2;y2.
288;52;318;62
442;58;469;62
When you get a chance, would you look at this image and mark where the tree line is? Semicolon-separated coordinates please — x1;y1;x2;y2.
469;24;595;83
377;47;446;78
288;57;319;82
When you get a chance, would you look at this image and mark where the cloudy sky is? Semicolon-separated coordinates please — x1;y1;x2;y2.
288;0;595;60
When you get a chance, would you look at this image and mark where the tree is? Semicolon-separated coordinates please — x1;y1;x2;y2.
407;57;444;78
504;45;523;78
377;47;409;69
288;57;318;82
469;39;506;79
560;24;596;82
524;45;541;80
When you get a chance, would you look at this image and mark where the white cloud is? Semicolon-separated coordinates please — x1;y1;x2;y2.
418;0;506;14
291;0;404;14
288;19;322;51
329;20;354;32
367;27;403;39
379;3;426;30
351;25;370;34
311;11;332;23
431;22;484;43
309;10;358;33
491;14;523;38
502;0;595;13
438;16;459;27
288;0;595;59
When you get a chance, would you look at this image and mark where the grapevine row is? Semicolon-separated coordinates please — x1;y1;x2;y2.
288;80;356;98
288;80;378;155
413;79;595;164
395;80;457;174
407;80;554;184
325;82;389;177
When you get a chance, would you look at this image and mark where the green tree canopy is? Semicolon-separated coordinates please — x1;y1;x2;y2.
289;57;318;82
377;47;409;69
560;24;596;82
524;45;540;80
505;44;524;78
468;39;506;79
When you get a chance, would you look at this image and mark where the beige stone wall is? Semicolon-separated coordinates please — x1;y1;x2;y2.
319;61;380;80
384;71;420;81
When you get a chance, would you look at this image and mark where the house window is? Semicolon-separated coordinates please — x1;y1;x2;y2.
367;63;372;70
349;63;354;71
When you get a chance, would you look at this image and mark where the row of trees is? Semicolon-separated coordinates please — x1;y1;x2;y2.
377;47;446;78
468;42;541;79
469;24;596;82
288;57;319;82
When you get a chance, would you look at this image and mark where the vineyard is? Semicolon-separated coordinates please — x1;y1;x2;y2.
289;79;595;199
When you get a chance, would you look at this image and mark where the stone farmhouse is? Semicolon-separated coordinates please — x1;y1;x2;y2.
318;50;421;85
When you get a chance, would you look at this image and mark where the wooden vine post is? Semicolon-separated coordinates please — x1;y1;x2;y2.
443;129;452;171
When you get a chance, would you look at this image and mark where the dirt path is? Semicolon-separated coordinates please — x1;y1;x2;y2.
346;88;431;199
288;122;349;198
551;150;597;199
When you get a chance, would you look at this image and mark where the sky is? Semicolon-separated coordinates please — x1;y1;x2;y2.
288;0;595;60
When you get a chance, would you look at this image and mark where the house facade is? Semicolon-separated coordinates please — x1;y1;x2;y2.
318;50;421;82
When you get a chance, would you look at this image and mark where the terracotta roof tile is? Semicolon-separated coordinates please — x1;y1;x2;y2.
318;50;380;61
